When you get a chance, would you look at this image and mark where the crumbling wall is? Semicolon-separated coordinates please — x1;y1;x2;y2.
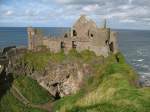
72;15;97;40
43;38;61;53
110;32;119;54
27;15;118;57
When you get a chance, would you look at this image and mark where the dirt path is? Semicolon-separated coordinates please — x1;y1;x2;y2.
10;85;53;112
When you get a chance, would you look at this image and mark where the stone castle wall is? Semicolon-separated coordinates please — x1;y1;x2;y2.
27;15;118;57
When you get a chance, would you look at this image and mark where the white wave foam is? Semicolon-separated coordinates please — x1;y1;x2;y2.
139;72;150;77
137;59;144;62
133;59;144;62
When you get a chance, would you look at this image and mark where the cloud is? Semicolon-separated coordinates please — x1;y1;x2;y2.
0;0;150;29
120;19;136;23
4;10;14;16
82;4;99;12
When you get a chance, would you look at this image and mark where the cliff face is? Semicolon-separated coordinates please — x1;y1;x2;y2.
6;50;103;98
2;47;150;112
3;48;150;112
36;62;92;97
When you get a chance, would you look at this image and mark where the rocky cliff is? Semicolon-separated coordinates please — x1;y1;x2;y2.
2;48;150;112
5;49;104;98
36;62;92;98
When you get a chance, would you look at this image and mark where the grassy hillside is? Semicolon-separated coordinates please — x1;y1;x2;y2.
0;90;47;112
51;52;150;112
1;50;149;112
13;75;54;104
0;74;53;112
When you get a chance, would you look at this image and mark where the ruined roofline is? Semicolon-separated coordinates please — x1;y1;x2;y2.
27;15;119;57
72;15;97;28
27;15;111;39
72;15;111;31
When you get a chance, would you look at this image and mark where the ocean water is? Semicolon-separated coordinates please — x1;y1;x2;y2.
0;27;150;84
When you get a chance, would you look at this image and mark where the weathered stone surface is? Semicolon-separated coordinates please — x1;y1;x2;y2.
6;50;94;98
31;61;93;98
27;15;119;57
5;47;27;74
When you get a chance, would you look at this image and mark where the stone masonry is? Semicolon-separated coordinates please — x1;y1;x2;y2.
27;15;118;57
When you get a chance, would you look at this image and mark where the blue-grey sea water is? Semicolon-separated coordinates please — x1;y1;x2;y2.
0;27;150;84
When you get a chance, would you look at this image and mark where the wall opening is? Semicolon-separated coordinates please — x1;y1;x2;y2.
105;40;109;45
72;41;77;49
60;41;65;49
73;30;77;36
52;83;61;100
55;91;60;100
64;33;68;38
91;34;93;37
109;42;114;52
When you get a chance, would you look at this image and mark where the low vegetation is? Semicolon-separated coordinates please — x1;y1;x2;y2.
0;72;53;112
0;67;53;112
19;49;100;71
13;75;54;104
51;51;150;112
0;87;48;112
1;49;150;112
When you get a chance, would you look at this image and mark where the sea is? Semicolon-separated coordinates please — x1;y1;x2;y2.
0;27;150;86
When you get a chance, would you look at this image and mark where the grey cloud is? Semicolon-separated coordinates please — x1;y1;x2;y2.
132;0;150;6
0;0;150;28
55;0;128;6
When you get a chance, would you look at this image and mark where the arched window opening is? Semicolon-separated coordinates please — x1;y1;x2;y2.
109;42;114;52
64;33;68;38
60;41;65;49
105;40;109;45
91;34;94;37
73;30;77;36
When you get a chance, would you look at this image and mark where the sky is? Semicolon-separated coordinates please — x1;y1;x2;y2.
0;0;150;30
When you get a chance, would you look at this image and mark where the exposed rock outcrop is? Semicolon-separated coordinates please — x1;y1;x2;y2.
31;61;93;98
5;50;94;98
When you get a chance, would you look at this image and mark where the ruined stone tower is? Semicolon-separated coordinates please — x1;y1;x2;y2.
27;27;35;50
27;15;119;57
27;27;43;50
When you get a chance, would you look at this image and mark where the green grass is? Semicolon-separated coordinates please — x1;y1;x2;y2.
19;49;99;71
0;73;53;112
13;75;54;104
19;51;52;71
52;52;150;112
0;90;47;112
13;50;150;112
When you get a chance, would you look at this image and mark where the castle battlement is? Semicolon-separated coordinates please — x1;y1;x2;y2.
27;15;118;57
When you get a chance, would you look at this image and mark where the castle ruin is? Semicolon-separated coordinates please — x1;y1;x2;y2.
27;15;118;57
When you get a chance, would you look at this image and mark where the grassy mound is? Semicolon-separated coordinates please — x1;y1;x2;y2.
0;90;47;112
13;75;54;104
0;74;53;112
